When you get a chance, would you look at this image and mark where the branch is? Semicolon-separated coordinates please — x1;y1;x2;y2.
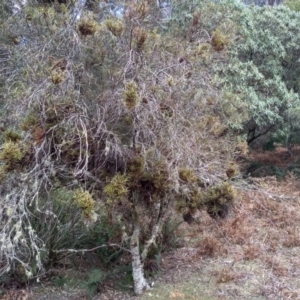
71;0;87;22
140;196;170;262
51;243;131;254
247;124;275;144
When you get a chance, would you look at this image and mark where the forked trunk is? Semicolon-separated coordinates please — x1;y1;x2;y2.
130;222;150;295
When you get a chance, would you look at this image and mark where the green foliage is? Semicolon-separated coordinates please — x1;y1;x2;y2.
211;29;228;52
0;141;24;167
177;181;236;220
105;18;124;37
78;17;99;36
262;140;276;151
104;173;129;204
52;275;67;287
51;69;65;84
285;0;300;11
161;217;184;251
28;188;81;266
178;168;197;183
220;5;300;143
3;129;22;142
82;268;108;298
123;81;139;110
74;189;96;219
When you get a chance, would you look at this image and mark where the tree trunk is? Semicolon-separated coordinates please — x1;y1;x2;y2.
130;222;150;295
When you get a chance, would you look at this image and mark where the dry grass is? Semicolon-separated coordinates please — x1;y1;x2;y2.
248;145;300;168
143;172;300;300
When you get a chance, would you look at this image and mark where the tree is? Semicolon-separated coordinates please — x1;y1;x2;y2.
0;0;238;294
219;5;300;146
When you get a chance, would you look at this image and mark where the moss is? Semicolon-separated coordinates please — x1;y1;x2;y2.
195;43;211;60
78;18;98;36
123;114;133;125
21;114;40;131
201;115;227;137
152;161;170;191
51;70;65;84
104;173;129;204
128;156;145;184
105;19;124;37
124;81;139;109
134;27;147;52
211;29;228;52
3;129;22;143
85;46;106;69
0;141;24;166
204;182;236;218
205;182;236;203
226;162;239;179
74;189;95;219
190;188;206;208
60;140;79;165
136;0;149;19
178;168;197;183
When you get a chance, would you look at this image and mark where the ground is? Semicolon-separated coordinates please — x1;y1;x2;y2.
2;148;300;300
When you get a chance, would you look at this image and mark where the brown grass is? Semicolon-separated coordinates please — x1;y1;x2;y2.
248;145;300;168
216;268;236;283
194;234;223;258
165;169;300;300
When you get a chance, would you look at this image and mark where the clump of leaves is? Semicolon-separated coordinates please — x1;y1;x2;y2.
134;27;147;52
0;141;24;167
204;182;236;218
211;29;228;52
51;70;65;84
3;129;22;143
123;81;139;109
78;18;98;36
74;189;96;219
195;43;211;60
285;0;300;11
128;156;145;184
226;162;239;179
104;173;129;204
21;114;40;131
151;160;170;191
205;115;227;137
178;167;197;183
105;19;124;37
82;268;108;298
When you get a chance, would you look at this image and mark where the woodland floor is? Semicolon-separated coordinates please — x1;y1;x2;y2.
2;147;300;300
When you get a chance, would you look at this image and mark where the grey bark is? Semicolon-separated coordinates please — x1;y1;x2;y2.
130;221;150;295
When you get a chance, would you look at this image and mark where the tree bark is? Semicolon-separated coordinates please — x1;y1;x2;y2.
130;221;150;295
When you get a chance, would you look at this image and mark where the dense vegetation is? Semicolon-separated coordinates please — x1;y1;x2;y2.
1;0;300;296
